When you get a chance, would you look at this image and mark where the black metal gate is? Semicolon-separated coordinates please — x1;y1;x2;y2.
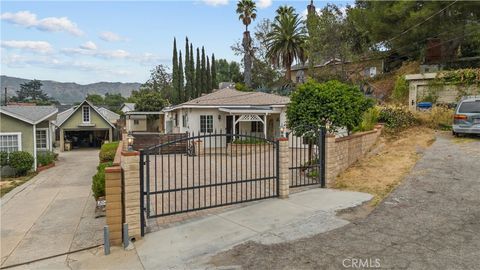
140;131;279;235
289;127;326;188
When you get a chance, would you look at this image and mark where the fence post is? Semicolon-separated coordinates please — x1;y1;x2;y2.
105;166;122;246
318;127;326;188
325;134;337;186
277;137;289;199
121;150;141;241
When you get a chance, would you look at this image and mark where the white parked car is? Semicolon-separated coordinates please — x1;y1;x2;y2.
452;96;480;136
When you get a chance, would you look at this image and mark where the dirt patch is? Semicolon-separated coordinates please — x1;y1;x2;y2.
335;202;374;222
331;127;435;206
0;173;37;197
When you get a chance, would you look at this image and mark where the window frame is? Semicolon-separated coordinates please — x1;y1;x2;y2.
0;132;22;153
182;114;188;128
35;128;49;150
133;119;140;125
82;106;91;123
200;115;213;133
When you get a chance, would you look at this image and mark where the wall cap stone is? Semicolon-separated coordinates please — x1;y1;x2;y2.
105;166;122;173
122;151;140;156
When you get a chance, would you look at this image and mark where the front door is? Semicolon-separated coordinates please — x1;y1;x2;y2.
226;115;233;142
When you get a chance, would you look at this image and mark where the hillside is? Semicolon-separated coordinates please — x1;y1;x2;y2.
1;75;142;104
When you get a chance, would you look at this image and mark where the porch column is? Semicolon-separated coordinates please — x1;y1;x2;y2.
264;114;267;139
60;128;64;152
232;115;236;139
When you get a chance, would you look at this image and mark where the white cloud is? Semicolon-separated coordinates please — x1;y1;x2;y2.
99;31;127;42
61;47;130;59
1;10;83;36
79;41;97;50
256;0;272;9
202;0;229;6
1;40;53;53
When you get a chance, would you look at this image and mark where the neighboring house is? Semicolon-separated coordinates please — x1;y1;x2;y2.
120;103;136;114
164;88;290;146
291;58;384;83
0;105;58;170
54;100;117;151
125;111;165;133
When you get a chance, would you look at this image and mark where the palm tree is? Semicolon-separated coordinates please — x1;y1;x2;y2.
276;5;295;19
266;8;307;81
236;0;256;87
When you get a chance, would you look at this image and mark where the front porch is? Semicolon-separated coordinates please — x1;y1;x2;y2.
220;107;282;141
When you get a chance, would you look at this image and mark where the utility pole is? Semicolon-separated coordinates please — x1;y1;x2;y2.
4;87;7;106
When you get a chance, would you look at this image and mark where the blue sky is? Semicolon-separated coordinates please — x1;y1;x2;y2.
1;0;351;84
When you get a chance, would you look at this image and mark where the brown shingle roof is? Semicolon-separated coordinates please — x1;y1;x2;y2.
181;88;290;106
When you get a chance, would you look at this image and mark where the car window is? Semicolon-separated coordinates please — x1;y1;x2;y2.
458;101;480;113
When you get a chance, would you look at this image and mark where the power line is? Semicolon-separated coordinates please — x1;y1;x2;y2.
387;0;459;43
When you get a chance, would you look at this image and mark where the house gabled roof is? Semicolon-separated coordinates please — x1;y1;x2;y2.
175;88;290;108
0;106;58;125
54;100;116;128
121;103;135;111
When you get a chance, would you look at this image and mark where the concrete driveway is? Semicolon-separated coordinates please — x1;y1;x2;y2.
1;149;104;268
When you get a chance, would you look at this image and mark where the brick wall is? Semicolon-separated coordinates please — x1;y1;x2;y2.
104;141;123;246
326;126;382;184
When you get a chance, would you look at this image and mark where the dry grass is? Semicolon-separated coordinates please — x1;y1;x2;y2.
332;127;436;206
0;172;37;197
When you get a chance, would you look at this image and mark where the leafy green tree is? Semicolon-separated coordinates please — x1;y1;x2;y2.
133;90;169;112
211;54;217;89
201;46;207;94
206;56;211;93
131;64;175;104
86;94;104;105
104;93;126;111
391;76;409;104
185;37;193;100
236;0;257;87
172;38;179;102
16;79;49;101
195;48;201;97
287;80;374;135
349;1;480;61
189;43;195;99
215;59;243;83
266;6;307;81
178;51;184;103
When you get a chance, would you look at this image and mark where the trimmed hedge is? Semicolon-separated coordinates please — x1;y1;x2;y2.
92;161;113;200
9;151;34;176
99;141;119;163
0;152;8;167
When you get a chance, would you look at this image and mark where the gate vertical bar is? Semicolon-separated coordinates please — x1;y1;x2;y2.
139;150;145;237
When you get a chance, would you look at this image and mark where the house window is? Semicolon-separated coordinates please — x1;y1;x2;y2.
82;106;90;123
133;119;140;125
0;133;21;153
251;121;264;132
36;129;48;150
182;114;188;128
200;115;213;133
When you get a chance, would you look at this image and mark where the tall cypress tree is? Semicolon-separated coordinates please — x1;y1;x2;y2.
195;48;201;97
206;56;211;93
211;54;217;90
172;38;179;103
189;43;195;99
178;51;184;103
201;46;206;94
185;37;193;101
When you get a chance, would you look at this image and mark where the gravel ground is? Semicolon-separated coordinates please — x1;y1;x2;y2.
210;133;480;270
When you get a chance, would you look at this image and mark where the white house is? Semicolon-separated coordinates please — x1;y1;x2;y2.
163;88;290;145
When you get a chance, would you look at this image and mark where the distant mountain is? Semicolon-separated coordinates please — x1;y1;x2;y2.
1;75;142;104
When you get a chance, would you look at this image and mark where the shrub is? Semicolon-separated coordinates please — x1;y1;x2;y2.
287;80;374;135
378;106;418;132
391;76;409;104
99;142;119;163
0;152;8;167
9;151;34;176
92;161;113;200
37;151;55;167
354;107;380;132
416;106;454;130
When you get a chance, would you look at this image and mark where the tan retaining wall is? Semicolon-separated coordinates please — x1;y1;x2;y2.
326;126;382;184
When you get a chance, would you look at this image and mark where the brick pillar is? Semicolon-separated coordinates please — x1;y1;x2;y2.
277;137;289;199
105;166;122;246
122;132;128;151
325;135;337;185
121;151;141;240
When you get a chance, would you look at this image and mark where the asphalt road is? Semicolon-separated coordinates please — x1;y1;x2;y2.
211;133;480;270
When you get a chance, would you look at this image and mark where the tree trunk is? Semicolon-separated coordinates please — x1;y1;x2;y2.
242;31;252;87
286;65;292;81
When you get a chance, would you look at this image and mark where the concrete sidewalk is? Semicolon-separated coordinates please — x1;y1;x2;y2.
30;188;372;270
